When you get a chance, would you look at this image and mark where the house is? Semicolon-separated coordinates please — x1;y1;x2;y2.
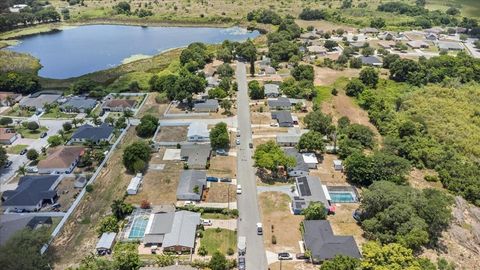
60;96;97;113
378;31;394;40
70;123;114;144
333;160;343;171
360;56;382;67
187;122;209;142
259;56;271;68
292;176;331;215
180;144;211;169
102;99;136;112
19;94;61;112
37;146;85;174
350;42;367;49
425;33;438;41
1;175;61;212
268;97;291;110
284;148;310;177
424;27;443;35
0;128;18;145
96;232;117;255
206;77;219;88
438;41;464;51
303;220;361;262
406;40;430;49
264;66;276;75
127;173;143;195
377;41;395;49
194;99;219;113
177;170;207;201
143;210;200;253
0;215;52;246
0;92;22;106
359;27;379;34
302;153;318;169
307;45;327;55
277;134;301;147
271;111;294;127
264;84;280;98
9;4;28;13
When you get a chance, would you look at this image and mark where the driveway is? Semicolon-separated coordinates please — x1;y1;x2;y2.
236;62;268;270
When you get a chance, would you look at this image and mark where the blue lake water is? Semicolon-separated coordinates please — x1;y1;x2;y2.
6;25;259;79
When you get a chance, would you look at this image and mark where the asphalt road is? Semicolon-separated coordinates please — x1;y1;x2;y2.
236;62;268;270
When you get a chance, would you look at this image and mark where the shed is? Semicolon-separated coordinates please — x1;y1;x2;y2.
127;173;143;195
302;153;318;169
333;160;343;171
96;232;117;255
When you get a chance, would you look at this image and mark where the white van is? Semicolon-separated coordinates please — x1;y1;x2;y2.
238;236;246;255
256;223;263;235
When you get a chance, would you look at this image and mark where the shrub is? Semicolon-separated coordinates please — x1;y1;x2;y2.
272;235;277;244
85;184;94;192
424;175;439;182
226;247;234;256
198;246;208;256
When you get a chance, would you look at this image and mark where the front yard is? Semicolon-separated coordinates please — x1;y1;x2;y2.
5;144;28;154
200;228;236;255
16;126;48;139
41;108;76;119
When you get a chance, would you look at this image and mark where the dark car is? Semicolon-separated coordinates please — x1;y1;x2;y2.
278;252;293;260
219;177;232;182
4;160;13;168
249;143;253;149
238;256;246;270
296;253;308;260
19;148;27;155
40;132;48;138
206;176;219;182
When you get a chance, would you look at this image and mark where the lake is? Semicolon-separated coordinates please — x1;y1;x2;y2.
6;25;259;79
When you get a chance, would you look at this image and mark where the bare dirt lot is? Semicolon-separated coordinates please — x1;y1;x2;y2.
155;126;188;142
309;154;348;186
137;92;169;118
328;203;366;246
259;192;304;254
314;67;360;86
53;177;80;212
208;155;237;179
205;182;237;203
126;147;182;205
251;112;272;125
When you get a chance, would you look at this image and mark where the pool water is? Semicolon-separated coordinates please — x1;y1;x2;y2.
128;216;149;239
329;192;356;203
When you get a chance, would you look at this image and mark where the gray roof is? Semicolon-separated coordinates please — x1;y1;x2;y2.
303;220;361;261
96;232;116;250
264;84;280;95
360;56;382;65
360;27;379;33
71;123;114;142
194;99;219;110
147;212;175;235
60;96;97;110
283;148;309;172
438;41;464;50
180;144;211;168
268;97;291;108
19;94;61;109
162;211;200;248
272;111;293;125
293;176;329;212
177;170;207;201
187;122;209;139
276;134;301;144
0;215;52;246
1;175;60;207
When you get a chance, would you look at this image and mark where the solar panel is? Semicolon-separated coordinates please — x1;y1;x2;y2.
297;177;312;196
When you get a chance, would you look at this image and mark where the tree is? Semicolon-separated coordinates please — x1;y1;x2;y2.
304;110;334;135
47;135;63;147
17;165;26;176
217;63;234;78
349;57;363;69
345;79;365;97
210;122;229;149
359;67;379;88
220;99;232;115
96;215;119;236
248;80;265;100
156;255;174;267
320;255;360;270
209;251;228;270
113;1;131;15
324;40;338;51
113;243;140;270
70;79;97;95
0;146;7;168
0;117;13;126
27;121;39;131
135;114;159;138
208;87;228;99
26;149;38;161
75;254;114;270
303;202;327;220
63;122;72;132
361;241;429;269
237;39;257;76
388;58;422;83
446;7;460;16
291;64;314;82
361;46;375;57
345;124;375;148
370;18;386;29
0;228;51;270
298;131;325;153
0;72;41;95
253;140;296;176
123;141;151;173
111;199;133;220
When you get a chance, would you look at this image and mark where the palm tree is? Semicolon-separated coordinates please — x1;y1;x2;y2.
111;199;125;219
123;109;133;125
17;165;27;176
72;118;79;128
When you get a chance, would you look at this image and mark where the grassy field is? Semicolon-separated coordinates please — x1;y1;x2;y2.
200;228;236;255
0;50;41;74
427;0;480;18
6;144;28;154
16;126;48;139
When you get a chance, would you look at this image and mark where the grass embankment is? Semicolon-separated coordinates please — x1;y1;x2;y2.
0;51;42;74
200;228;237;255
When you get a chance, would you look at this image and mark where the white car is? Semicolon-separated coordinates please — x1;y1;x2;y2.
236;138;241;145
236;184;242;194
201;219;212;226
26;166;38;173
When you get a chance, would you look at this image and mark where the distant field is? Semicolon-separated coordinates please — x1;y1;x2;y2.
427;0;480;18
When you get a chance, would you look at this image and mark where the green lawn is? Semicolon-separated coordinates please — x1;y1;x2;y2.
200;228;236;255
201;213;232;220
41;108;76;119
4;106;35;117
6;144;28;154
314;86;333;106
16;127;48;139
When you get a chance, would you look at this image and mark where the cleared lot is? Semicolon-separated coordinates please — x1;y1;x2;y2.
155;126;188;142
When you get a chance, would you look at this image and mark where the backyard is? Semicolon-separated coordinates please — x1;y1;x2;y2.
200;228;236;255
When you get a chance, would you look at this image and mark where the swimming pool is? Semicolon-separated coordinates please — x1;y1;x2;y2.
329;192;357;203
128;216;149;239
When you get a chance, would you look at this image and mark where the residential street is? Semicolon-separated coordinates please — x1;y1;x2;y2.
236;62;268;270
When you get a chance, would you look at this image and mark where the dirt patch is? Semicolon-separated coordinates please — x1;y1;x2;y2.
314;67;360;86
259;192;304;254
268;261;317;270
408;168;443;190
125;148;182;205
309;154;348;186
251;112;272;125
205;182;237;203
328;203;366;246
155;126;188;142
53;177;81;212
137;93;169;118
208;155;237;179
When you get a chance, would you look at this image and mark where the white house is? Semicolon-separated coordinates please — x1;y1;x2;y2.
127;173;143;195
302;153;319;169
333;160;343;171
187;122;209;142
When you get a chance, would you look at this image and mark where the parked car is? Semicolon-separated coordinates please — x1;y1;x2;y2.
270;122;278;127
19;148;27;155
236;130;241;137
4;160;12;168
26;166;38;173
238;256;246;270
236;138;240;145
278;252;293;260
216;149;228;156
296;253;308;260
40;132;48;138
256;222;263;235
184;201;196;206
219;177;231;182
249;143;253;149
236;184;242;194
201;219;212;226
206;176;219;182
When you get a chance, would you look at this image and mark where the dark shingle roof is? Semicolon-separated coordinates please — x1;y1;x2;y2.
71;123;114;141
60;96;97;110
303;220;362;261
194;99;219;110
180;144;211;168
1;175;60;207
272;111;293;125
283;147;309;172
360;56;382;65
268;97;291;108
